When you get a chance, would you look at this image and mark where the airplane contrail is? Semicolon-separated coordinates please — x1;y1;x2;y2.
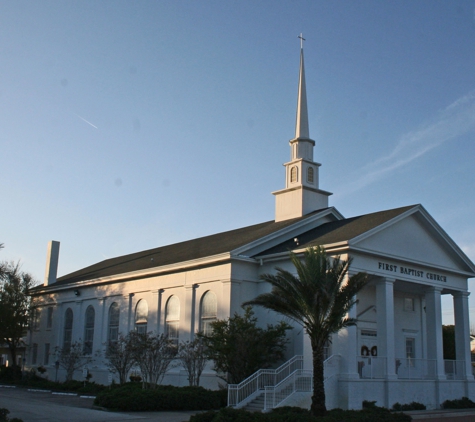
75;113;98;129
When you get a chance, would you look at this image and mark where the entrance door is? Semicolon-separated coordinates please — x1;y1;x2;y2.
358;329;380;378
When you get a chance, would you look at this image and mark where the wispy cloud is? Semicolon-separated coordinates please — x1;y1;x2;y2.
75;113;98;129
340;91;475;194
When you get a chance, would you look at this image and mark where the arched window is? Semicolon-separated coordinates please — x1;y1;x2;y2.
83;306;95;355
307;167;314;184
135;299;148;334
200;291;217;336
63;308;73;352
290;166;298;183
108;302;120;345
165;296;180;344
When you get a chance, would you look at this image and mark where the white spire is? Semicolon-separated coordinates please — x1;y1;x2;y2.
295;34;309;139
273;35;332;222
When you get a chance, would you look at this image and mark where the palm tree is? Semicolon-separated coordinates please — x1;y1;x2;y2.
243;246;368;417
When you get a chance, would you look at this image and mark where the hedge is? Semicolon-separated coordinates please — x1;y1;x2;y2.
94;384;227;411
441;397;475;409
189;406;412;422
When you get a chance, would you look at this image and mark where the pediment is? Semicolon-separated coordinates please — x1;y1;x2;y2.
350;206;475;275
233;207;344;258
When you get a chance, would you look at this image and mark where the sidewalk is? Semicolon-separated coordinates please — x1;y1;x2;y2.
406;409;475;421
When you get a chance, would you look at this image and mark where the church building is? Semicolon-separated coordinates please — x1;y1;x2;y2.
29;42;475;410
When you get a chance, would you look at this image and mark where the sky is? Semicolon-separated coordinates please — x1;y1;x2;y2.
1;0;475;325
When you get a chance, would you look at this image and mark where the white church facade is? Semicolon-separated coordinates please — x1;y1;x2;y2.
29;44;475;410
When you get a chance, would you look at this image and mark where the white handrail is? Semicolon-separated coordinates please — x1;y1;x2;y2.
227;355;304;407
261;354;341;411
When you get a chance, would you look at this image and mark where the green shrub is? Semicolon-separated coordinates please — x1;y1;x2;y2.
189;406;412;422
0;408;24;422
0;366;22;383
392;402;426;411
94;384;227;411
441;397;475;409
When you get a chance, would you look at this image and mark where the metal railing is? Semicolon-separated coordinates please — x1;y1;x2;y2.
257;354;340;411
396;357;437;379
229;354;469;409
444;360;466;380
358;357;466;380
227;355;304;408
263;369;313;410
358;356;387;379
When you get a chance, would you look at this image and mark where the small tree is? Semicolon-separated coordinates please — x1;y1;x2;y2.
104;333;136;384
178;336;207;386
129;332;176;389
54;341;94;381
200;306;291;384
0;259;36;367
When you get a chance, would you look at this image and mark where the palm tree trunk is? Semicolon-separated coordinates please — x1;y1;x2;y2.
310;341;326;417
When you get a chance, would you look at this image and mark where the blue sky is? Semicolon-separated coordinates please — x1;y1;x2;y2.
1;0;475;324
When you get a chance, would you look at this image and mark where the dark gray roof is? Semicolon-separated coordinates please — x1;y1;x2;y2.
48;205;416;288
257;205;416;256
53;210;328;286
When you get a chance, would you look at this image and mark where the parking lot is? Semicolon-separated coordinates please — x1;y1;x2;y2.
0;386;197;422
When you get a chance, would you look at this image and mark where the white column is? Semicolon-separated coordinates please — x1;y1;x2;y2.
453;291;474;380
376;278;397;379
127;293;135;332
154;289;164;334
338;295;359;379
55;302;63;348
185;284;198;341
98;297;107;352
74;300;83;343
425;287;446;379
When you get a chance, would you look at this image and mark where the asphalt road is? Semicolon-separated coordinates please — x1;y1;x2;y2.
3;386;475;422
0;386;197;422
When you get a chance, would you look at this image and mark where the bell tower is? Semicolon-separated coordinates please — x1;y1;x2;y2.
273;35;332;222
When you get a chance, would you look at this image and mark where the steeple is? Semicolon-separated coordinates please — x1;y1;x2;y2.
295;39;309;139
272;35;332;222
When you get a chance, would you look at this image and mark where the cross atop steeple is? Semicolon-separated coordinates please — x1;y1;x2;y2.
298;33;306;49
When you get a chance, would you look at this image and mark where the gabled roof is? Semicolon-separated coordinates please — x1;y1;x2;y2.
39;203;475;290
52;209;331;286
257;205;416;256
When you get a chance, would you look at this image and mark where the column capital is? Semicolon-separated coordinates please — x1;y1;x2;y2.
452;290;470;298
376;277;395;285
152;289;165;296
426;286;443;294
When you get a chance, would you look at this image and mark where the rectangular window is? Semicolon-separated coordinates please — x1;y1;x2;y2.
31;308;41;331
84;327;94;355
109;327;119;344
166;321;179;346
135;324;147;335
406;338;415;366
404;297;414;312
46;307;53;330
32;343;38;365
44;343;50;365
